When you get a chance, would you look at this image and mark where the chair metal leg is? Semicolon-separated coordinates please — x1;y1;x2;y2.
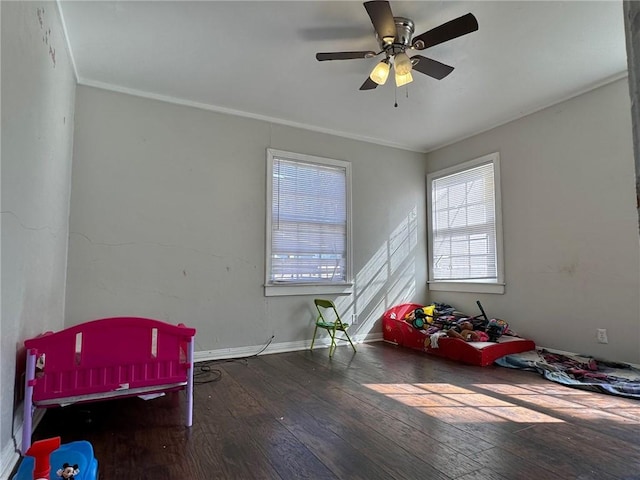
328;326;338;357
343;329;357;353
310;324;319;350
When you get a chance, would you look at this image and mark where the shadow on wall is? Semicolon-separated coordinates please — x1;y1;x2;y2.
335;205;419;338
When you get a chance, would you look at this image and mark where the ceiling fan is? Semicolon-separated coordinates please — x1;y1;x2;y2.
315;0;478;91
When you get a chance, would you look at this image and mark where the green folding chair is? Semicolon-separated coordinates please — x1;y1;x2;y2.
310;299;357;357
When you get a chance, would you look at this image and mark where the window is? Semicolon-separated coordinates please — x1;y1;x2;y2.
427;152;504;294
265;149;352;297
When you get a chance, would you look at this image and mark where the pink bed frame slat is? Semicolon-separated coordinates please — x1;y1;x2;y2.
22;317;196;454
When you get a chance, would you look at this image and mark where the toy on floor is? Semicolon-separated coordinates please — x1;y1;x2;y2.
404;305;435;329
56;463;79;480
12;437;98;480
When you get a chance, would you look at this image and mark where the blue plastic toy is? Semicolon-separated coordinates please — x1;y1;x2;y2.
12;437;98;480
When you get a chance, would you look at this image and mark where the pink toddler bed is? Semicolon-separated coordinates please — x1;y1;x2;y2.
382;303;535;366
22;317;196;454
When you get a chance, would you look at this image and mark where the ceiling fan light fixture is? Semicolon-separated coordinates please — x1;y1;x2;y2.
395;70;413;87
393;52;412;76
316;2;479;93
369;60;390;85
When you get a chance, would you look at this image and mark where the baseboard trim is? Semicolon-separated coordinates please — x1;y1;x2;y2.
0;442;19;480
0;409;46;480
194;333;383;362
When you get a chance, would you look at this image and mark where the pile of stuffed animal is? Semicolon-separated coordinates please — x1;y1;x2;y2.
403;303;510;342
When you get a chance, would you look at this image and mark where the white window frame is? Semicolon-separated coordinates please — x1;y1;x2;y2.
265;148;353;297
426;152;505;294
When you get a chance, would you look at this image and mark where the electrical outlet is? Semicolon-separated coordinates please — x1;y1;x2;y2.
596;328;608;344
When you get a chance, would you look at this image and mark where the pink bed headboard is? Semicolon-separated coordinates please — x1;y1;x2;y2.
24;317;196;403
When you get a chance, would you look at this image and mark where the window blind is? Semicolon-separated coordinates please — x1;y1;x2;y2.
431;162;497;281
271;157;347;283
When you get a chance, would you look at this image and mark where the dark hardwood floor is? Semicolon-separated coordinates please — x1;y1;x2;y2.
31;342;640;479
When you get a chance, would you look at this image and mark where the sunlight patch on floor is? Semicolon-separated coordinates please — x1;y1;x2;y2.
473;383;640;424
363;382;640;424
387;393;464;407
417;406;506;423
553;408;640;423
364;382;565;424
474;383;592;396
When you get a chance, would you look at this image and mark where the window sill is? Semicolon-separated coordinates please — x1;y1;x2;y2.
264;283;354;297
427;281;505;294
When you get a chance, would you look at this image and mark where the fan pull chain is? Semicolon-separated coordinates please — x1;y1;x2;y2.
393;86;409;107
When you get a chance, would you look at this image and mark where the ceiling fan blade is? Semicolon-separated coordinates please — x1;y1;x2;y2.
316;51;376;61
411;55;454;80
359;77;378;91
412;13;478;50
364;1;396;43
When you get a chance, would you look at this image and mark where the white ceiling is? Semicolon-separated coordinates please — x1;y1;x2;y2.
58;1;628;153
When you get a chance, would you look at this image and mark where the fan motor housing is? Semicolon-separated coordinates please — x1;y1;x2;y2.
377;17;414;55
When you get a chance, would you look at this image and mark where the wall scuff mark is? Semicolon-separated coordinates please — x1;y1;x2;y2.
36;7;56;67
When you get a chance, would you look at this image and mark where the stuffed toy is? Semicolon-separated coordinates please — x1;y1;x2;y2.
56;463;79;480
446;321;489;342
404;308;426;329
485;318;509;341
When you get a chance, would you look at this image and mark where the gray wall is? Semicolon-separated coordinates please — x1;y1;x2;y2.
425;78;640;364
625;1;640;229
0;1;75;476
66;86;428;356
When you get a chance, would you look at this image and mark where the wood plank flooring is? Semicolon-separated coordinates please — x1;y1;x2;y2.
30;342;640;479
